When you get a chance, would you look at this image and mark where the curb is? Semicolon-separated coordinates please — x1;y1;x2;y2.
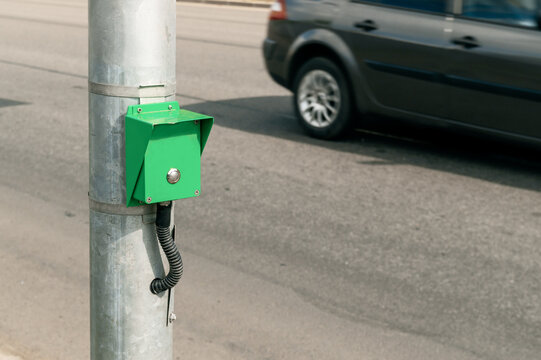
177;0;271;8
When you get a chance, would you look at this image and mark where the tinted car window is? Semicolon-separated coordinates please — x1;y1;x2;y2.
462;0;540;28
360;0;447;13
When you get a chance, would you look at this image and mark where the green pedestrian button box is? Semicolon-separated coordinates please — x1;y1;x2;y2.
125;101;213;207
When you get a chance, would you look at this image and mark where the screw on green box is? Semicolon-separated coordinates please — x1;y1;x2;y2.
125;101;213;207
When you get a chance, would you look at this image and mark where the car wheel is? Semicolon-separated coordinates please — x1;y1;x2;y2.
293;57;352;139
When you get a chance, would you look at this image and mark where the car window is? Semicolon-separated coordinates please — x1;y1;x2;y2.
358;0;447;13
462;0;540;28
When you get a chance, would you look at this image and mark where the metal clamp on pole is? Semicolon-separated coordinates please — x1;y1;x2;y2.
88;81;177;98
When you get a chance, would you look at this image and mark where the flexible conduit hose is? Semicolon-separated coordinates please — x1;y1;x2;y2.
150;202;184;295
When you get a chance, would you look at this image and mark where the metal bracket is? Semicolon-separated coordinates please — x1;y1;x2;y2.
88;81;176;98
89;197;156;216
142;213;157;224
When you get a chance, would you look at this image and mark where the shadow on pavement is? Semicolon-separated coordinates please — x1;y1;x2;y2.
182;95;541;193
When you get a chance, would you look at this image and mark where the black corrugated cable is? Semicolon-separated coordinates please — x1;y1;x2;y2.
150;202;183;295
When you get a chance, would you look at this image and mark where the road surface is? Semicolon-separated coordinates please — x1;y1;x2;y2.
1;1;541;359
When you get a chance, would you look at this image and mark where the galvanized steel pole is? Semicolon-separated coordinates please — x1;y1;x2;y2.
89;1;176;359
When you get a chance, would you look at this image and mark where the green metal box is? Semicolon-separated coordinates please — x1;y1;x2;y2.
125;101;213;207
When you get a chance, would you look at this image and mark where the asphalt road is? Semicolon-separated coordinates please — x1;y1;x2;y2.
1;1;541;359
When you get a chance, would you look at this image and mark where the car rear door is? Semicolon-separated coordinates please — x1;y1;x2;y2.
346;0;453;118
446;0;541;139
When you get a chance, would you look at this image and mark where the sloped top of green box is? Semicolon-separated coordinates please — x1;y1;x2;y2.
125;101;213;207
127;101;211;125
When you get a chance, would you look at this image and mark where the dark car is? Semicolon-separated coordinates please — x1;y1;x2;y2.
263;0;541;141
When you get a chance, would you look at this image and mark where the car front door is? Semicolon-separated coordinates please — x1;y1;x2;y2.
446;0;541;139
346;0;453;118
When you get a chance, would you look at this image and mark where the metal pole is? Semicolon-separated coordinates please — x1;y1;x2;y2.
89;1;176;359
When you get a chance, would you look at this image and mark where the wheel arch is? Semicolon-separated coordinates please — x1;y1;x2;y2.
286;29;368;114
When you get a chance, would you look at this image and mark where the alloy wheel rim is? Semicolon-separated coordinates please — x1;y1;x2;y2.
297;69;341;128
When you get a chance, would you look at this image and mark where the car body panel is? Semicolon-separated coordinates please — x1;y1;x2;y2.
446;17;541;138
345;2;453;118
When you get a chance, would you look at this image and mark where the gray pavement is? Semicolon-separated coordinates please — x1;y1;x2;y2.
1;1;541;359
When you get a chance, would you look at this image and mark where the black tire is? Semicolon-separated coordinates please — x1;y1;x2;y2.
292;57;352;139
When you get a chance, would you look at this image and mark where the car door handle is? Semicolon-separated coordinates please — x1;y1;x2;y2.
452;36;480;49
354;20;378;32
